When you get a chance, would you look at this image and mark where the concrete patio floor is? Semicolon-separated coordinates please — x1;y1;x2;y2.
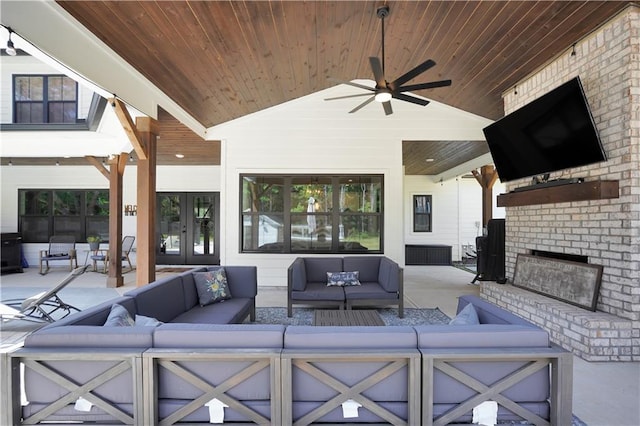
1;264;638;425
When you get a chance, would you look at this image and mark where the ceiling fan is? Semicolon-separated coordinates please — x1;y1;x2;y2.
326;5;452;115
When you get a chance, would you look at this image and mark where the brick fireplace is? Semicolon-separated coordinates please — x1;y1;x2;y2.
481;6;640;361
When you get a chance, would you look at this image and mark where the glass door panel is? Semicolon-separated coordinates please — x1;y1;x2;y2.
157;192;219;265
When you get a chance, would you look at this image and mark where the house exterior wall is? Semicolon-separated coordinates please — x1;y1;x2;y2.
0;165;220;266
481;7;640;361
1;55;94;122
209;88;491;287
404;175;505;260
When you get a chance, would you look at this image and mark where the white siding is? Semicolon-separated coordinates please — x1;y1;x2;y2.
1;54;95;123
404;175;505;261
0;165;221;266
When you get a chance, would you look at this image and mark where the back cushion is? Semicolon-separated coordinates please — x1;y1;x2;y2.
125;276;186;322
304;258;343;282
377;257;399;292
40;296;136;328
458;295;534;326
284;326;416;349
181;271;200;309
154;324;285;349
343;256;381;283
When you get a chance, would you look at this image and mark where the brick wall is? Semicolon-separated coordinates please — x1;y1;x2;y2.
481;6;640;361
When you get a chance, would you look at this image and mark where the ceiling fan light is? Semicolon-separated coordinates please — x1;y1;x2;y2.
374;91;392;103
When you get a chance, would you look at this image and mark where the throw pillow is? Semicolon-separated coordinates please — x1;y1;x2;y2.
135;314;163;327
449;303;480;325
327;271;361;286
104;303;134;327
193;268;232;306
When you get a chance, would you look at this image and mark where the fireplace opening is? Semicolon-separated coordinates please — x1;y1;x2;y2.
530;250;588;264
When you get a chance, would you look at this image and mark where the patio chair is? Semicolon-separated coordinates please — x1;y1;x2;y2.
91;235;135;273
1;265;89;323
39;235;77;275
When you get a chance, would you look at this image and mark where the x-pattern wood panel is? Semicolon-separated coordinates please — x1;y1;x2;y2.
156;358;272;425
281;351;421;426
15;353;142;425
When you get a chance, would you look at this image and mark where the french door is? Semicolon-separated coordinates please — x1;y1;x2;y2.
156;192;220;265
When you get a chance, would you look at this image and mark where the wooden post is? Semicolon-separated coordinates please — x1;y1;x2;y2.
471;165;499;228
107;154;127;288
136;117;158;286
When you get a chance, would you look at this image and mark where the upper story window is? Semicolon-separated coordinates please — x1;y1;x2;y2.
413;194;432;232
13;75;78;123
241;174;383;254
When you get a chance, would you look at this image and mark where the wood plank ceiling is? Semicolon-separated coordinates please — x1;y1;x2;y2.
45;1;629;173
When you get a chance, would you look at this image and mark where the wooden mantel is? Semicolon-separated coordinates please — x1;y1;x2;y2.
497;180;619;207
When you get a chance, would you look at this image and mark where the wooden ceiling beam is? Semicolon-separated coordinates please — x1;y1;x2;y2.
85;155;110;179
110;97;148;160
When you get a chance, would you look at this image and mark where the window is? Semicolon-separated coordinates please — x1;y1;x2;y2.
18;189;109;242
13;75;78;123
241;174;383;253
413;195;432;232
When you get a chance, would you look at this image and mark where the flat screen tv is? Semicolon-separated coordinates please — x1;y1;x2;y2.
483;76;606;182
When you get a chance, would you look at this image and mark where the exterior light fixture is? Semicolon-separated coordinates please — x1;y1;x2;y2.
5;28;16;56
175;153;185;159
374;90;392;103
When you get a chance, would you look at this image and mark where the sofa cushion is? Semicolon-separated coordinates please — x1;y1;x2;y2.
40;296;136;329
343;282;398;299
377;257;400;292
291;282;345;301
304;258;343;282
415;325;550;349
449;303;480;325
343;256;381;283
153;323;285;348
104;303;135;327
125;275;187;322
222;266;258;298
135;314;163;326
326;271;360;286
193;268;232;306
180;268;205;309
24;325;154;348
284;326;417;349
458;295;534;326
290;258;307;291
170;298;253;324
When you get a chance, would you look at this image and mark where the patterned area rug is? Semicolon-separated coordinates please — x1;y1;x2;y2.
253;307;451;326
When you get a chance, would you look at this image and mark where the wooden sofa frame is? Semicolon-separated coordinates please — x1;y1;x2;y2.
3;345;572;426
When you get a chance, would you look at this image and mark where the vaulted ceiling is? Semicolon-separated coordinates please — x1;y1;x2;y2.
2;1;631;172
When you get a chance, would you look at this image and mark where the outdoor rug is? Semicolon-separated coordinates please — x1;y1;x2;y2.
252;307;451;326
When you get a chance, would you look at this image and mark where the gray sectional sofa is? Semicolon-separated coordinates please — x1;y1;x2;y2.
287;256;404;317
2;271;573;426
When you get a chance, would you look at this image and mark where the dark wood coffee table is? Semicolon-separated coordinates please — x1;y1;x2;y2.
313;309;385;326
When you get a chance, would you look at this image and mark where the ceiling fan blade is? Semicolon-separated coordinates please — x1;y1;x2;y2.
393;92;431;106
388;59;436;90
369;57;386;87
349;96;375;113
325;93;376;101
397;79;452;92
382;101;393;116
328;77;376;92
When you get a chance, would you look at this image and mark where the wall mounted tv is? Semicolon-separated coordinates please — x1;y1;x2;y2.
482;76;606;183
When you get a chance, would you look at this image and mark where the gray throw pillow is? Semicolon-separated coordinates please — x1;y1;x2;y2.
193;268;232;306
449;303;480;325
104;303;134;327
327;271;361;286
135;314;163;327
